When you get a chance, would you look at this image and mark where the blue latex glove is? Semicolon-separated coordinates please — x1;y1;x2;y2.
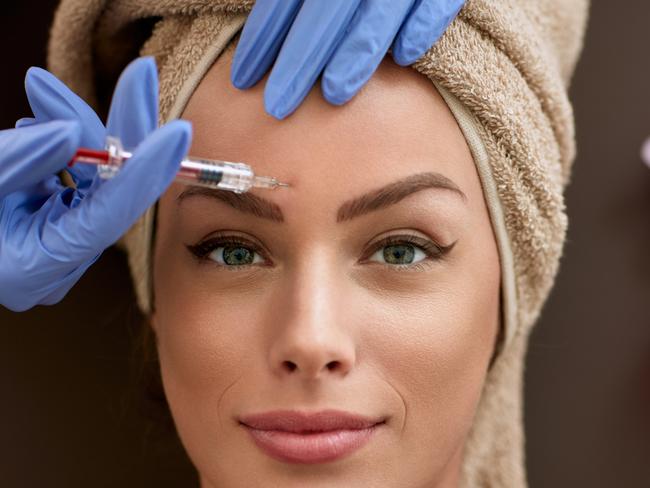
0;57;192;312
231;0;465;119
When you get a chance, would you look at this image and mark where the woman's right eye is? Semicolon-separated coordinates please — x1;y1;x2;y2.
186;237;266;268
208;244;265;266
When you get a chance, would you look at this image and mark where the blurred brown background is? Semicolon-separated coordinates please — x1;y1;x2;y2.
1;2;649;487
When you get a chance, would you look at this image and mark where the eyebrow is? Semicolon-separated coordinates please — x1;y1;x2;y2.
336;172;466;222
177;186;285;222
175;171;466;223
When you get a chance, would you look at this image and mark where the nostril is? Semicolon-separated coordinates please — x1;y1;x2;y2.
326;361;340;371
281;360;342;373
283;360;297;372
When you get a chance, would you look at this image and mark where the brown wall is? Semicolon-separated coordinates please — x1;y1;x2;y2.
1;2;649;486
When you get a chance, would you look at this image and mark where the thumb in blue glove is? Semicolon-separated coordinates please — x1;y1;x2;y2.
230;0;465;119
0;57;192;312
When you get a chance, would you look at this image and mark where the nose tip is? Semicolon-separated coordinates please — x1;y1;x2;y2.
268;260;356;380
270;333;356;380
280;357;350;378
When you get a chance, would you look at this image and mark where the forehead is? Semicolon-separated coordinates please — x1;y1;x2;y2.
172;48;481;214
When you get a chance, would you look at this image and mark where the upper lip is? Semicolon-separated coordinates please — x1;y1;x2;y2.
239;409;386;433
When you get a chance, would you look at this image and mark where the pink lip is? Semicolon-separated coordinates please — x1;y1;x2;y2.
239;409;386;464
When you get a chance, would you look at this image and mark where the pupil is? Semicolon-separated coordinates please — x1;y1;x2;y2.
223;246;253;265
383;244;415;264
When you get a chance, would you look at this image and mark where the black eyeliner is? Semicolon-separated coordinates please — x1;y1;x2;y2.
186;235;268;266
363;234;456;262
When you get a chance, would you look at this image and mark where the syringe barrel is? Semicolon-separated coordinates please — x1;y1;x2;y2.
175;159;255;193
94;137;284;193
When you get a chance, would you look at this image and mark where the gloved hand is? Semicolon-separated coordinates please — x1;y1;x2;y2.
0;57;192;312
231;0;465;119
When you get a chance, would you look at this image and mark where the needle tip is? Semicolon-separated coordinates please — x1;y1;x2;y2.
253;175;291;190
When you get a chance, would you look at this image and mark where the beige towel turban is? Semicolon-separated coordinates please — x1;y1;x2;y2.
47;1;589;486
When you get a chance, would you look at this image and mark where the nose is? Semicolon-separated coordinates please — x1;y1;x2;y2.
267;257;356;381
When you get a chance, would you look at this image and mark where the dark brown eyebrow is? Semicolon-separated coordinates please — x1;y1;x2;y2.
176;171;465;223
336;171;466;222
176;186;285;222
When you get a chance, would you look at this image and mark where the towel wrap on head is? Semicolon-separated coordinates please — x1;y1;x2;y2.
48;1;589;485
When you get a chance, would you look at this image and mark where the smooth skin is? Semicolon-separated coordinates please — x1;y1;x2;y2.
152;43;500;488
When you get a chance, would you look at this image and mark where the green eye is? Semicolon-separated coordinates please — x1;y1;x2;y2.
209;245;264;266
370;243;426;265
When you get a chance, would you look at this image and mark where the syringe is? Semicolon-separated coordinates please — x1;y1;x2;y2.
67;136;290;194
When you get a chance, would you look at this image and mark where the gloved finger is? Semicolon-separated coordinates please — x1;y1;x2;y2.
40;120;191;264
321;0;416;105
391;0;465;66
24;67;105;186
25;67;105;147
0;183;97;313
106;56;159;149
0;120;81;199
15;117;37;128
231;0;304;89
263;0;363;120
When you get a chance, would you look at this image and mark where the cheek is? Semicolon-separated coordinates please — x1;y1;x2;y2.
152;201;261;387
152;252;263;405
151;257;270;472
148;213;232;428
356;254;500;460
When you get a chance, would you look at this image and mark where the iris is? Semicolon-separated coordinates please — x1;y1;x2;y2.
222;246;255;265
383;244;415;265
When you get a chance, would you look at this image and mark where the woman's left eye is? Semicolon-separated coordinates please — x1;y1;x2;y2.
364;234;452;269
368;243;428;266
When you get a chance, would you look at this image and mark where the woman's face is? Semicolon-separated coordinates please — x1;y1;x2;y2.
151;47;500;488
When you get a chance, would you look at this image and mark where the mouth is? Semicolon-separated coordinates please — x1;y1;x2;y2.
239;409;387;464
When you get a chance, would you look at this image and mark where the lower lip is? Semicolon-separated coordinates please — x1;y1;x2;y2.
243;423;382;464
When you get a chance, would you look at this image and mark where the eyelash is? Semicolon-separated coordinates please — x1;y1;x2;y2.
187;235;267;272
186;233;455;272
361;234;454;272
